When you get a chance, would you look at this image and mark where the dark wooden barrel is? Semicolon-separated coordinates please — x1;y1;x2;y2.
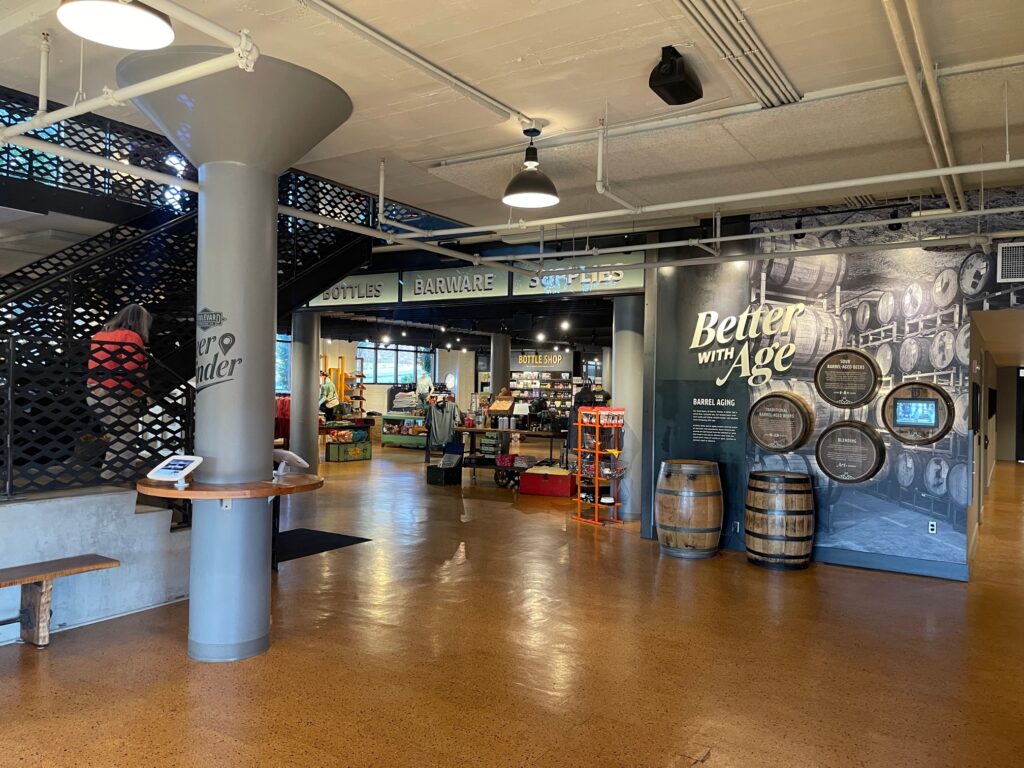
895;448;921;489
899;336;930;374
748;391;815;452
928;329;956;370
932;267;960;309
744;471;815;570
948;462;970;507
763;253;846;298
750;379;831;439
958;250;995;297
656;460;723;559
954;324;970;367
877;290;899;325
901;281;934;319
854;299;877;332
762;306;845;367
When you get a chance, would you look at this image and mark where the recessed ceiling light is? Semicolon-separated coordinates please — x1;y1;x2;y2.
560;320;570;330
462;347;467;354
445;342;452;349
536;332;546;342
401;331;407;337
440;325;447;332
553;345;560;352
502;127;559;209
382;334;391;344
456;337;461;342
57;0;175;50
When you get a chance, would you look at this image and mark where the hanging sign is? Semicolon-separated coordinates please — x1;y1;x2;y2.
403;265;509;302
310;273;400;307
512;253;645;296
510;350;573;372
814;348;882;408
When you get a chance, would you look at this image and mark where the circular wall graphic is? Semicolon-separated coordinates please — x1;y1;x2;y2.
748;391;814;452
814;348;882;408
881;382;955;445
815;420;886;483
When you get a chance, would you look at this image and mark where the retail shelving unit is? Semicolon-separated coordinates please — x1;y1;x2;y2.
573;407;626;526
510;370;573;416
343;356;366;416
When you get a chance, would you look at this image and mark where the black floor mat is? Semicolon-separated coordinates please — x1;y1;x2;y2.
274;528;370;564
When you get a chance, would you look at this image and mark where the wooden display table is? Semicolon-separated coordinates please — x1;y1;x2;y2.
137;473;323;502
455;427;567;465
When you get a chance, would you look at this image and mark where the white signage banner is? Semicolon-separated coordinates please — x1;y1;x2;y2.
403;265;509;302
512;252;645;296
310;273;400;307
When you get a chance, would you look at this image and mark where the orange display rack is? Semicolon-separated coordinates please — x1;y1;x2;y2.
574;407;626;526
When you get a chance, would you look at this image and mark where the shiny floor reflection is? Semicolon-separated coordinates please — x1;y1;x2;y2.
2;452;1023;766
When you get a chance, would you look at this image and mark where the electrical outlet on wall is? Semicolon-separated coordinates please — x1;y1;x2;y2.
928;521;938;534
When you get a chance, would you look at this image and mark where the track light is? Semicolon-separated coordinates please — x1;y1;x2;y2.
888;209;903;232
502;127;559;209
553;345;560;352
793;219;805;240
401;331;407;337
462;347;467;354
560;320;570;331
456;337;461;342
382;334;391;344
536;332;546;342
445;342;452;349
57;0;174;50
440;325;446;332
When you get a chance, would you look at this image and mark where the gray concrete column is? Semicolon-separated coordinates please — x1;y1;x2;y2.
613;295;644;522
189;161;278;662
601;346;613;386
490;333;511;395
289;312;321;469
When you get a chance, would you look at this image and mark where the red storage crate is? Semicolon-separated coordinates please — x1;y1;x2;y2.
519;468;575;497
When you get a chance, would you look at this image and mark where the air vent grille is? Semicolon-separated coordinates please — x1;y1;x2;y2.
997;242;1024;283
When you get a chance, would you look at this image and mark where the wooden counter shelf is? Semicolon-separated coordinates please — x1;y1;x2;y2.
137;473;324;501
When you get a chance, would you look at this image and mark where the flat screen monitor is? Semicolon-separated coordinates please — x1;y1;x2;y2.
893;398;938;428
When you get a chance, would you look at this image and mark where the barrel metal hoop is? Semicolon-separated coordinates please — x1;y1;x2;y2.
657;524;722;534
744;529;814;543
746;485;813;494
749;472;810;483
656;489;722;497
744;505;815;516
745;548;811;560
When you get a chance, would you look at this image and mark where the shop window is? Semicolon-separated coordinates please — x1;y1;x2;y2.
357;342;433;385
275;334;291;393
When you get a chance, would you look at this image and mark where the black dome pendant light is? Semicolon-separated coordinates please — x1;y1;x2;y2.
502;127;559;209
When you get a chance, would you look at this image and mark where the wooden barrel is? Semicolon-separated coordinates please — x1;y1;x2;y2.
745;471;815;570
763;252;846;298
895;448;921;489
948;462;970;507
928;329;957;370
958;250;995;297
751;452;838;507
923;456;950;497
899;336;930;374
932;267;960;308
751;379;832;439
840;308;854;339
877;290;899;325
854;299;877;332
656;460;723;559
954;324;970;367
877;341;895;377
901;281;934;319
764;305;845;367
953;392;969;436
748;391;815;452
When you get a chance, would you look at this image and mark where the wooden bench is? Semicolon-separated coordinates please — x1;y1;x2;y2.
0;555;120;648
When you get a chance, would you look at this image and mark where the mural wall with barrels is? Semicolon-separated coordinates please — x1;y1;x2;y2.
746;194;1023;576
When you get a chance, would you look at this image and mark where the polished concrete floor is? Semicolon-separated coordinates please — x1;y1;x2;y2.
2;452;1024;767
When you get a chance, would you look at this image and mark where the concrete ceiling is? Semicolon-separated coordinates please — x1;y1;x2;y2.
973;309;1024;367
1;0;1023;230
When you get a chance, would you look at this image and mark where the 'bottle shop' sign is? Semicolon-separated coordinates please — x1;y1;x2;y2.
690;303;805;386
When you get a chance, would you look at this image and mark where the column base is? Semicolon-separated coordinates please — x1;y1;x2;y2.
188;634;270;663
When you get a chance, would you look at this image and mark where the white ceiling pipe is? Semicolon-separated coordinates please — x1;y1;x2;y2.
36;32;50;117
713;0;800;104
0;0;56;39
414;156;1024;239
298;0;531;126
595;118;641;213
4;135;200;191
903;0;967;211
881;0;959;211
534;231;1024;276
477;205;1024;263
0;52;242;142
278;205;538;277
376;158;428;235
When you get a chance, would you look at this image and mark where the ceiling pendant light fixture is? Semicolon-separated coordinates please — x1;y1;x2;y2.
502;127;559;209
57;0;175;50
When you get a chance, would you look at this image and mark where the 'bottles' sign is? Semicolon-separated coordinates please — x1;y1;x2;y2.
689;303;806;386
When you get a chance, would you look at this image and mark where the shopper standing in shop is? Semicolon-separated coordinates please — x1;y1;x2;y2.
87;303;152;478
319;370;339;420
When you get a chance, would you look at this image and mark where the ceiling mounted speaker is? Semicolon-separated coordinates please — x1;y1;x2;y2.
649;46;703;106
